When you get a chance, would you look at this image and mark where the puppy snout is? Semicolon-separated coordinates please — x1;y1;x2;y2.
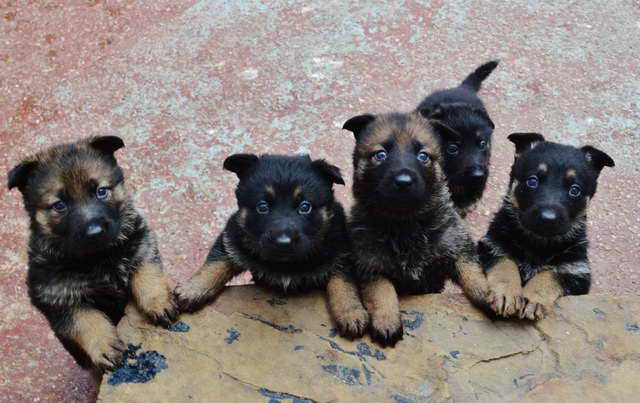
275;233;293;246
539;208;558;224
84;220;109;239
272;231;298;248
465;166;487;179
394;173;414;189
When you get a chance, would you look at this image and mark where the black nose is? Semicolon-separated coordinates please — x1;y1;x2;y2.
539;208;558;223
85;223;105;238
394;174;414;188
469;167;486;178
274;233;293;247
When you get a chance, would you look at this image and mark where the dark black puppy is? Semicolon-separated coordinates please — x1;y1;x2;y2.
175;154;369;338
416;60;499;216
343;112;490;347
479;133;614;320
8;137;177;373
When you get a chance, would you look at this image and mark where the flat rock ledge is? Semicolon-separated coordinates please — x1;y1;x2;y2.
98;286;640;402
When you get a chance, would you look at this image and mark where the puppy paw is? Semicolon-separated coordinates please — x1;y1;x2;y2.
89;334;127;372
370;312;403;348
174;281;212;313
487;289;527;318
335;308;369;339
519;300;547;321
138;290;178;327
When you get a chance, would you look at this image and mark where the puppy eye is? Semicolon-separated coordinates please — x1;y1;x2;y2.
479;140;487;150
256;201;270;214
52;201;67;213
569;184;582;198
417;152;430;163
96;187;109;200
298;201;312;215
373;150;387;162
446;143;459;155
526;176;539;189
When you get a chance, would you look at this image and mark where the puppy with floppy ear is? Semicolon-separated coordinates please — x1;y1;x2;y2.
416;60;499;217
479;132;614;320
175;153;369;339
8;137;177;373
343;111;490;347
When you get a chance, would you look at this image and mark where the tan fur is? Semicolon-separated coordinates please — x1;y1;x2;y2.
71;308;125;370
326;274;369;337
361;276;402;342
509;180;520;208
175;260;239;310
454;258;489;305
520;270;564;320
486;258;526;317
131;263;175;322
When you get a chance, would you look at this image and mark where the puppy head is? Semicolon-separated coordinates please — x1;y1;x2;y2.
224;153;344;262
506;132;614;238
8;136;129;256
418;104;493;194
343;112;444;214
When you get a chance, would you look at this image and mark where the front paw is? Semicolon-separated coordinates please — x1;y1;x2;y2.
89;334;127;372
174;281;213;314
335;308;369;339
370;312;403;348
519;300;548;321
487;289;527;318
138;291;178;327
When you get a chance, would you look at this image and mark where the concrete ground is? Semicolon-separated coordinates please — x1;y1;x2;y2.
0;0;638;401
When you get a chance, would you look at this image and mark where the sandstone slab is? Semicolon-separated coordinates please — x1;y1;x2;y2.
98;286;640;402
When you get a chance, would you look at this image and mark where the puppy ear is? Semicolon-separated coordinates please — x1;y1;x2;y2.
429;120;462;142
311;159;345;186
342;114;375;140
223;153;259;178
8;160;38;192
581;146;614;174
88;136;125;156
418;106;445;120
476;109;495;130
507;132;545;155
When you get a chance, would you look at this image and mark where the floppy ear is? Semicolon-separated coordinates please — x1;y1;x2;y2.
507;132;545;155
8;160;38;192
429;120;462;143
311;159;345;186
88;136;125;156
342;114;375;140
418;106;445;121
581;146;614;174
223;153;259;179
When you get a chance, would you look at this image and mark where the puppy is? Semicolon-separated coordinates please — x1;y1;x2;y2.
343;112;490;347
479;133;614;320
7;137;177;372
416;60;499;217
175;154;369;338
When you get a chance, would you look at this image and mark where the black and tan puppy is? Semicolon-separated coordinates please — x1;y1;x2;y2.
8;137;177;373
416;60;499;217
343;112;490;347
479;133;614;320
175;154;369;338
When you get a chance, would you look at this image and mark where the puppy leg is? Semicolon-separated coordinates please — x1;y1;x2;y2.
485;258;527;317
362;276;403;347
520;270;564;321
131;263;178;327
70;308;126;371
326;273;369;339
174;259;239;313
453;257;491;307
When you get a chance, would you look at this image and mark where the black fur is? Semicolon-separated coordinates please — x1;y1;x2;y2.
479;133;614;296
416;60;499;216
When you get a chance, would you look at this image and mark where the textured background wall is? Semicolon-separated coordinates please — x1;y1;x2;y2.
0;0;638;401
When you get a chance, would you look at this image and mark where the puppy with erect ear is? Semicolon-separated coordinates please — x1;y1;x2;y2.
479;132;614;320
8;137;177;374
416;60;499;217
343;111;491;347
175;153;368;339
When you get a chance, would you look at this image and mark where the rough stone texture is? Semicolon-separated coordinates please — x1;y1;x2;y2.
97;286;640;402
1;0;639;401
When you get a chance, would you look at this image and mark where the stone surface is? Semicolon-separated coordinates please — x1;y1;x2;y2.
98;286;640;402
1;0;639;401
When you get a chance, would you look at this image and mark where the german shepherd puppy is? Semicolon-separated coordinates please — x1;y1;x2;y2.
479;133;614;320
343;112;490;347
416;60;499;217
8;137;177;372
175;154;369;338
